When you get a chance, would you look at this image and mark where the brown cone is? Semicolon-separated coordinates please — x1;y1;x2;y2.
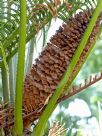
23;9;102;128
0;10;101;130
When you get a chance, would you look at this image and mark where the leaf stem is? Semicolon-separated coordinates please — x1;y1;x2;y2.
14;0;26;135
1;63;9;104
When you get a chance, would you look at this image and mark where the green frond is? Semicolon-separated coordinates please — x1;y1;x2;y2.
0;0;99;67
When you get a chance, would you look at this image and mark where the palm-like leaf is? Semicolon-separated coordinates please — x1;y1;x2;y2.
0;0;96;64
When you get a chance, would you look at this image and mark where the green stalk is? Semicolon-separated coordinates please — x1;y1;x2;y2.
9;59;15;106
1;63;9;104
14;0;26;135
33;1;102;136
13;54;18;89
8;0;14;106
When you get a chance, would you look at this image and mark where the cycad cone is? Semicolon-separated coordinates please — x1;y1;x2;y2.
23;9;101;128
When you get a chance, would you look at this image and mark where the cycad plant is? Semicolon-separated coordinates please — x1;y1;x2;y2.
0;0;102;136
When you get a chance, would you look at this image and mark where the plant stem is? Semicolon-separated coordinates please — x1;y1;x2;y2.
14;0;26;135
9;59;15;106
13;54;18;89
33;1;102;136
1;63;9;104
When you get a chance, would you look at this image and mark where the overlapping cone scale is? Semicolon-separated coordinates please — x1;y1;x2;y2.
23;9;101;127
